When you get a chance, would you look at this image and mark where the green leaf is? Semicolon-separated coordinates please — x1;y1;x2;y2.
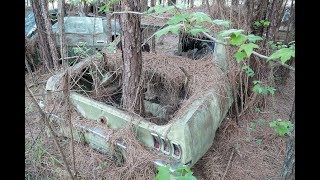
229;34;248;46
234;51;247;63
252;80;261;84
263;21;270;27
167;14;190;25
212;19;231;27
268;48;295;64
190;12;213;23
155;165;170;180
247;34;263;43
252;84;263;94
188;26;210;36
242;65;255;77
267;87;276;95
255;139;263;145
269;120;294;136
218;29;244;37
154;24;182;40
254;21;261;27
239;43;259;57
257;119;265;126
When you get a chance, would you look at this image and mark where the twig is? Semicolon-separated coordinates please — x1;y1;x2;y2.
63;70;77;175
222;147;235;180
59;56;80;61
25;82;74;180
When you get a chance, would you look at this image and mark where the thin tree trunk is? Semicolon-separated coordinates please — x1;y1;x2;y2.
40;0;60;70
151;0;156;52
206;0;211;16
31;0;53;71
58;0;67;67
190;0;194;8
120;0;145;115
106;11;112;43
141;0;148;11
280;134;295;180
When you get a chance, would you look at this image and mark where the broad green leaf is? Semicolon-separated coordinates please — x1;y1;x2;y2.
239;43;259;57
218;29;244;37
188;26;209;36
154;24;182;40
234;51;247;63
98;4;109;12
212;19;231;27
247;34;263;43
252;84;263;94
268;48;295;64
269;120;294;136
167;14;190;25
229;34;248;46
155;165;170;180
190;12;213;23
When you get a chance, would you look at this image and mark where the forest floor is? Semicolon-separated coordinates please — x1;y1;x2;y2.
25;33;295;179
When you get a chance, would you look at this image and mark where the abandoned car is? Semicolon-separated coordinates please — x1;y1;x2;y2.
44;36;233;173
51;16;120;49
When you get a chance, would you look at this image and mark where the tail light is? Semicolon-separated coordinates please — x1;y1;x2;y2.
161;138;170;155
172;143;181;159
151;133;160;150
151;133;181;159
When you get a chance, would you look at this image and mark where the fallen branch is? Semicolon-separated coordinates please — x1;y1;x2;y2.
25;82;74;180
222;147;235;180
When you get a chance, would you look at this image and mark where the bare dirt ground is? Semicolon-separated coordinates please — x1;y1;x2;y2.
25;33;294;179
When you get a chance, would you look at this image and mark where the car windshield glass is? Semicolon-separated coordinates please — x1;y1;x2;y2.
52;16;104;34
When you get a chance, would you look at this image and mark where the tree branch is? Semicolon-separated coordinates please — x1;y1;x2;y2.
25;82;74;180
201;31;295;71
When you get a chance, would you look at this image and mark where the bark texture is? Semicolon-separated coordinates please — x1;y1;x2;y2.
120;0;145;115
30;0;53;70
40;0;59;70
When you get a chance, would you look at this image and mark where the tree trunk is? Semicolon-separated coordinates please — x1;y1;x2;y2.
141;0;148;12
58;0;67;66
30;0;53;71
106;12;112;43
151;0;156;52
205;0;211;16
120;0;145;115
280;134;295;180
190;0;194;8
40;0;60;70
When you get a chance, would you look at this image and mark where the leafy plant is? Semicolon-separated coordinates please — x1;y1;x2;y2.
253;20;270;28
155;164;196;180
269;119;294;136
252;81;276;95
268;47;295;64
